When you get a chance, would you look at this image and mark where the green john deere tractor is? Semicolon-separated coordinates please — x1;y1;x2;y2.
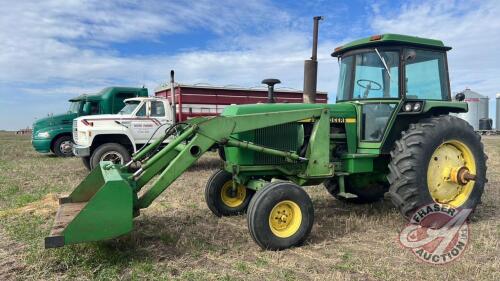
45;34;487;250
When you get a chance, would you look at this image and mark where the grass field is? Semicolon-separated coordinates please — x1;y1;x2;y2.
0;132;498;280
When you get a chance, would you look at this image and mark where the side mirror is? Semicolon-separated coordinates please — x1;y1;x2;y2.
82;103;92;115
455;92;465;101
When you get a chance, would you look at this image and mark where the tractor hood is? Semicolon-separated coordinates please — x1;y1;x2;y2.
33;113;77;133
221;103;356;118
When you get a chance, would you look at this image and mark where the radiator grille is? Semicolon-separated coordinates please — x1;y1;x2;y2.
253;123;300;164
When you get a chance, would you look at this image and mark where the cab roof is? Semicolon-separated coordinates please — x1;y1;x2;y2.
68;87;146;102
331;34;451;57
123;97;166;102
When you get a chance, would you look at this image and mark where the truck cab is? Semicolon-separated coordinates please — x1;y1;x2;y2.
31;87;148;157
73;97;173;169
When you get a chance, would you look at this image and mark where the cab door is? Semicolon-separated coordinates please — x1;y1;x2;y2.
149;100;172;141
130;101;155;143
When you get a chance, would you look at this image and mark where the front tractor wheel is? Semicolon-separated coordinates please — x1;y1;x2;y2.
388;115;487;219
247;182;314;250
205;170;254;217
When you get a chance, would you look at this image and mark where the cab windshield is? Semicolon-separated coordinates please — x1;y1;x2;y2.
68;101;82;113
119;101;141;115
337;49;399;101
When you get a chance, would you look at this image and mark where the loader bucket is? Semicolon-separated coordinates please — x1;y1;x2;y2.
45;162;134;248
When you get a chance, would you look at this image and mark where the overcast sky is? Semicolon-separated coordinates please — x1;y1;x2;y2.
0;0;499;130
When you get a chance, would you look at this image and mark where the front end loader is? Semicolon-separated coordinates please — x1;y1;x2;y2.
46;34;487;250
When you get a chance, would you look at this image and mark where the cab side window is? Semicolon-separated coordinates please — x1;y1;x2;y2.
404;49;449;100
89;102;99;114
136;103;147;117
150;101;165;117
361;103;397;141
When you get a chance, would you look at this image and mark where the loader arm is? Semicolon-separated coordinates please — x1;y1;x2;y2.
45;107;329;248
134;107;327;208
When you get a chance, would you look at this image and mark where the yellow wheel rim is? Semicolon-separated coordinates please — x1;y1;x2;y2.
427;140;476;207
268;200;302;238
220;181;246;208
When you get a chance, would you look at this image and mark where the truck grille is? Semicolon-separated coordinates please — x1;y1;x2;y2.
72;120;78;142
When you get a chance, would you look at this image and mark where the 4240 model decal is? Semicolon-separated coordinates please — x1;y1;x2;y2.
330;117;356;123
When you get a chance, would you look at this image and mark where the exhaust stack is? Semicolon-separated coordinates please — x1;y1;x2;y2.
303;16;323;104
170;70;176;125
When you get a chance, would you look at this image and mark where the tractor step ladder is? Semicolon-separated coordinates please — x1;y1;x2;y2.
336;173;358;199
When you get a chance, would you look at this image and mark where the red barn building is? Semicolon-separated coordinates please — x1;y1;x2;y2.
155;84;328;121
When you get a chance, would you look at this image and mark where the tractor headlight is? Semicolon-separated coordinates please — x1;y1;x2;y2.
413;102;422;112
37;131;50;138
404;103;413;112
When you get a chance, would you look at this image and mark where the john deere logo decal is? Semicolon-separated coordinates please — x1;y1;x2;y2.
330;117;356;123
399;204;470;264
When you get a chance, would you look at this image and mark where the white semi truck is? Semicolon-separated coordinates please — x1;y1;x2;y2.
73;97;173;169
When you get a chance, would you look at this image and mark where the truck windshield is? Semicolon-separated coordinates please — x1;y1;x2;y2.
337;49;399;101
119;101;141;115
68;101;81;113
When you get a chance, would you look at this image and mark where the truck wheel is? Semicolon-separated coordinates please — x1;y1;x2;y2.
90;143;131;170
387;115;487;219
205;170;254;217
52;135;74;157
323;175;387;204
81;156;91;171
247;182;314;250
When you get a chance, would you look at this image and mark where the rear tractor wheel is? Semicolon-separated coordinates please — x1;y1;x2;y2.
388;115;487;219
205;170;254;217
247;182;314;250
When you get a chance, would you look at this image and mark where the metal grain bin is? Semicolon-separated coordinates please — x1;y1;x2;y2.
496;93;500;130
455;89;489;130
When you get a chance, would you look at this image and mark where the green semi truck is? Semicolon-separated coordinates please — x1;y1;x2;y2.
31;87;148;157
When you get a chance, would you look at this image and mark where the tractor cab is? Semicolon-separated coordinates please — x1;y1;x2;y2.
332;34;453;145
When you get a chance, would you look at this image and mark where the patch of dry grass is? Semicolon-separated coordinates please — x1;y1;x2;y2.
0;132;498;280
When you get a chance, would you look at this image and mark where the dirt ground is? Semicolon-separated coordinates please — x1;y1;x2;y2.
0;132;498;280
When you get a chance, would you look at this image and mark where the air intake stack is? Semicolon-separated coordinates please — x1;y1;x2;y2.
262;78;281;103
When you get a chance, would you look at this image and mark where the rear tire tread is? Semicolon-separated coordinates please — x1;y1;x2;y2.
387;115;487;219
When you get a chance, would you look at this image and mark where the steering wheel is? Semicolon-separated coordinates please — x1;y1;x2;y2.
356;79;382;90
356;79;382;98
